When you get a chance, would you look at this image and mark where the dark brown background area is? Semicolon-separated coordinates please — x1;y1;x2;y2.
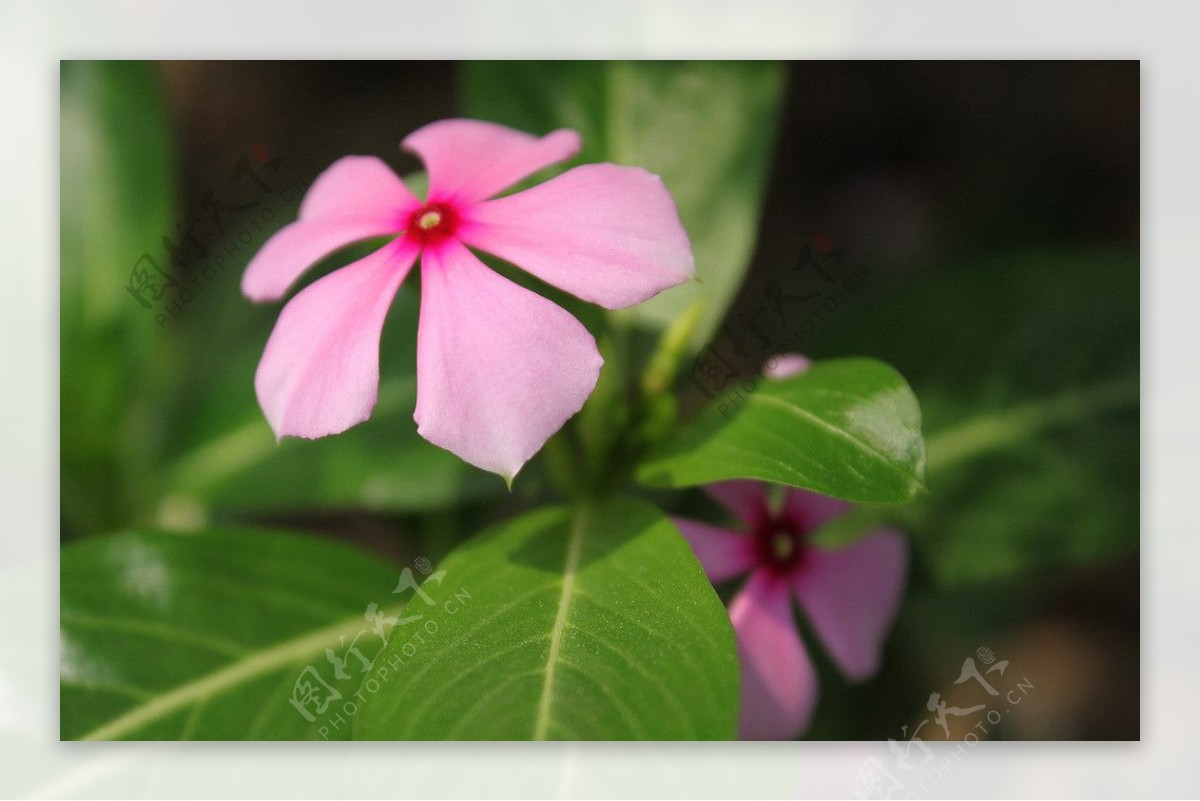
160;60;1138;269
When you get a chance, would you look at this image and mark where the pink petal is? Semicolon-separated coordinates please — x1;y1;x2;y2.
461;164;695;309
792;529;909;682
705;480;772;528
764;353;812;379
254;241;418;439
298;156;420;222
242;156;419;302
402;119;581;204
413;240;603;481
782;488;854;533
730;570;819;740
671;518;756;583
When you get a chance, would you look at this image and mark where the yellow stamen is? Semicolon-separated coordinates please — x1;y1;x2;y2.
418;210;442;230
771;531;795;561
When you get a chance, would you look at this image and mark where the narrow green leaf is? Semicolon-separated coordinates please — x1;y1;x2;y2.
61;528;401;740
355;496;739;740
637;358;926;503
464;61;785;350
60;61;177;535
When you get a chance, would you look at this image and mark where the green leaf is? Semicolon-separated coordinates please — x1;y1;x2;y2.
464;61;785;350
60;61;178;535
61;527;402;740
60;61;174;343
636;358;926;504
813;249;1139;583
355;496;739;740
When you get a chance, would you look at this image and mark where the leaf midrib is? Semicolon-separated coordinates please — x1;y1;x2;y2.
76;604;402;741
531;506;587;740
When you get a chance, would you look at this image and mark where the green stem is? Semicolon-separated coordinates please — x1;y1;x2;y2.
542;429;583;501
923;376;1138;473
640;299;706;398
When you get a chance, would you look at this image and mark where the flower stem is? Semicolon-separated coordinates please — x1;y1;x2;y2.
640;298;706;398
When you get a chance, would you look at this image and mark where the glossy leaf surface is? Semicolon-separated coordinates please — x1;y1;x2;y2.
638;358;926;504
355;496;739;740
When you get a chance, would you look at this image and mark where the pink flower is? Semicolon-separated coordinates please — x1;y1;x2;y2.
675;354;908;739
674;482;908;739
243;119;694;481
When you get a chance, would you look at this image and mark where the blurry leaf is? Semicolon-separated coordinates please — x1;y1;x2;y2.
355;496;738;740
464;61;785;350
60;61;174;346
61;527;401;740
637;359;926;504
60;61;178;536
813;249;1139;583
161;288;506;515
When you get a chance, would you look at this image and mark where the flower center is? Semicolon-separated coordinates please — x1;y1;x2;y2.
771;530;796;562
403;202;459;248
756;519;806;574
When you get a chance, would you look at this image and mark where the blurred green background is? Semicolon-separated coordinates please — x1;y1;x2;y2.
60;61;1139;740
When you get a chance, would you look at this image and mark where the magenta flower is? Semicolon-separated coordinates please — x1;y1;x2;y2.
243;119;693;481
674;482;908;739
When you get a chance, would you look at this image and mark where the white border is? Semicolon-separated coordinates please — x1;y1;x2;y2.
5;1;1190;797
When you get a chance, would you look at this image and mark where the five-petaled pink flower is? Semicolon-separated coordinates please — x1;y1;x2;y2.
674;481;908;739
243;119;693;482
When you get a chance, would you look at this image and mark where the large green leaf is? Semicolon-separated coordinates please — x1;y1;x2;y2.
636;358;926;504
813;249;1139;583
355;496;739;740
61;528;403;740
464;61;785;350
60;61;178;536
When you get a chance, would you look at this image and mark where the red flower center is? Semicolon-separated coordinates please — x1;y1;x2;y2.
403;202;460;248
755;518;807;575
